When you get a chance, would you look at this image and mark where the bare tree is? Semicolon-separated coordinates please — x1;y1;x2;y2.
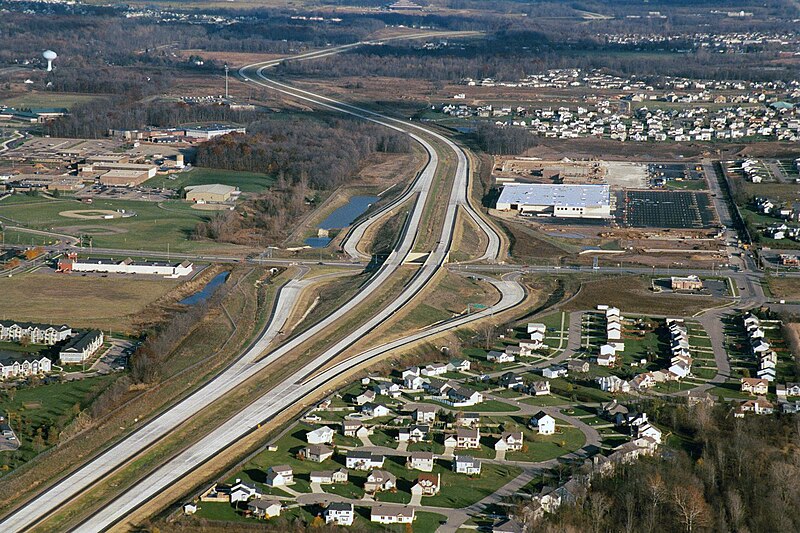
671;485;711;533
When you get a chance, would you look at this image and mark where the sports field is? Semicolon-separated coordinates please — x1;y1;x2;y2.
0;196;247;253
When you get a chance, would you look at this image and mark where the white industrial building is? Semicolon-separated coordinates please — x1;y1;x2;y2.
495;183;612;219
184;124;246;140
58;254;193;278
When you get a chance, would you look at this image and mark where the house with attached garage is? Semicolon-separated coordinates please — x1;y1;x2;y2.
266;465;293;487
530;411;556;435
741;377;769;395
355;389;376;405
423;378;450;395
446;386;484;407
398;425;429;443
568;359;589;373
413;405;437;424
364;469;397;493
456;412;481;427
361;403;391;417
453;455;482;475
448;358;471;372
374;382;401;397
786;383;800;397
494;431;524;452
407;451;435;472
527;322;546;335
342;420;363;437
530;380;551;396
371;505;415;525
499;372;525;390
302;444;334;463
310;469;348;485
456;428;481;449
325;502;354;526
422;363;449;376
229;480;261;503
346;450;385;470
247;498;282;519
487;350;515;363
542;365;567;379
411;473;441;496
306;426;335;445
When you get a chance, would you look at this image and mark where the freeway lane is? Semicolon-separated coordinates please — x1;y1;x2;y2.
0;37;507;532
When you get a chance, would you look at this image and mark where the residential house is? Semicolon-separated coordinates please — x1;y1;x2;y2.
530;380;551;396
446;386;484;407
374;382;401;397
456;412;480;427
346;450;385;470
325;502;355;526
355;390;376;406
493;518;525;533
542;366;567;379
423;378;450;395
443;434;458;448
487;350;515;363
499;372;525;390
597;375;630;394
247;498;282;519
741;377;769;395
310;469;348;484
411;473;441;496
371;505;415;524
0;355;52;380
456;428;481;449
407;451;435;472
306;426;335;445
342;420;363;437
266;465;293;487
530;411;556;435
567;359;590;373
448;358;471;372
453;455;482;475
786;383;800;397
199;483;231;503
630;372;656;391
0;321;71;345
229;480;261;503
527;323;547;335
398;425;429;443
364;469;397;493
735;396;775;417
494;431;524;452
422;363;448;377
413;405;437;424
302;444;334;463
361;403;391;418
404;373;425;390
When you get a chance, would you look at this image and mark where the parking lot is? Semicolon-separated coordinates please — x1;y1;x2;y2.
620;190;718;228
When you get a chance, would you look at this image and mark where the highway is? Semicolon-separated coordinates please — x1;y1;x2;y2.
0;37;515;533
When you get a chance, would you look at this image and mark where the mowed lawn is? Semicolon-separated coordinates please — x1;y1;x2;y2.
0;196;245;252
144;167;275;193
0;272;180;333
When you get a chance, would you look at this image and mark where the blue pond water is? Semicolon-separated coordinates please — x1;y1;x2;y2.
304;195;379;248
180;271;230;305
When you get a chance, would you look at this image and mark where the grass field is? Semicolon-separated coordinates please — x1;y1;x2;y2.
0;92;106;109
0;272;180;333
0;196;247;252
0;375;116;474
143;167;275;193
766;276;800;301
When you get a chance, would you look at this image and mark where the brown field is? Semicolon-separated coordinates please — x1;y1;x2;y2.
0;272;182;333
175;49;286;67
562;274;726;316
766;276;800;301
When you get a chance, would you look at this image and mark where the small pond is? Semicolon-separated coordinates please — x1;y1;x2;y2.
180;271;230;305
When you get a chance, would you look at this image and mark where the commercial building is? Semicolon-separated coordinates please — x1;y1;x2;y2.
99;169;152;187
90;162;158;179
184;124;246;140
59;330;104;364
495;183;612;219
670;275;704;291
184;184;238;204
57;253;193;278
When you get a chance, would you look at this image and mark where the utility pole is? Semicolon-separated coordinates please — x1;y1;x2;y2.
224;64;229;100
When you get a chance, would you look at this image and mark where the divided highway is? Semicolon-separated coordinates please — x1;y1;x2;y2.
0;38;517;533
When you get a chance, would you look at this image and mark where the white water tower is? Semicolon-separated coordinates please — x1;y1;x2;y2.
43;50;57;72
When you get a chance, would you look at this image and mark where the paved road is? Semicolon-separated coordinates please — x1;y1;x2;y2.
0;38;516;532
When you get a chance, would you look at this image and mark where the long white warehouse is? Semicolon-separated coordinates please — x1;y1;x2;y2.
495;183;611;219
58;253;193;278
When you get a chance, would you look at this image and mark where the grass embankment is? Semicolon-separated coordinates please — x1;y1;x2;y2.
144;168;275;193
0;267;282;524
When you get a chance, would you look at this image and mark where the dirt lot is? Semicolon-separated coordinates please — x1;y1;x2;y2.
767;276;800;301
562;274;726;316
0;271;185;333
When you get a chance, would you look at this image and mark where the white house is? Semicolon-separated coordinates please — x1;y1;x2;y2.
487;350;515;363
229;480;261;503
371;505;415;524
494;431;524;451
453;455;482;475
407;451;435;472
325;502;354;526
248;498;282;519
530;411;556;435
306;426;335;445
346;450;385;470
266;465;293;487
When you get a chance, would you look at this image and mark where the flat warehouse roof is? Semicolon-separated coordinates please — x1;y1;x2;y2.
497;183;610;207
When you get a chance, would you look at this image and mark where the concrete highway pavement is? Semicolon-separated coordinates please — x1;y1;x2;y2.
1;39;512;532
